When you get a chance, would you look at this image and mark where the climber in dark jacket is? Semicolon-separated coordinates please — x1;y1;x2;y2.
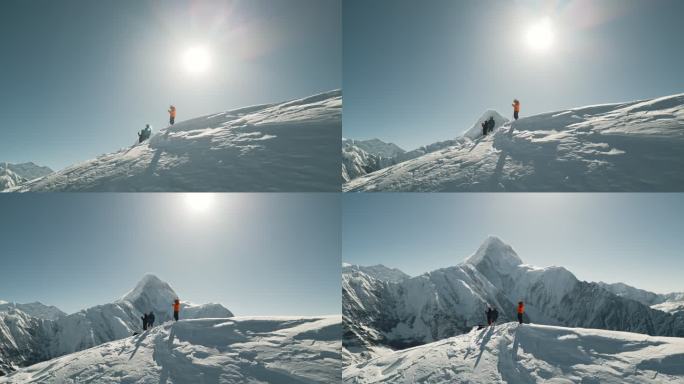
148;312;155;328
141;313;149;331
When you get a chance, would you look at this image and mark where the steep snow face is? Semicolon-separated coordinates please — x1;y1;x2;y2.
0;303;65;322
0;274;233;376
344;322;684;383
1;316;342;384
343;237;684;365
0;310;52;376
0;168;25;190
345;93;684;191
9;91;341;192
342;142;389;182
0;163;53;181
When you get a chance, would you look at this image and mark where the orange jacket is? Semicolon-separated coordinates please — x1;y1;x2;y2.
173;301;180;312
517;303;524;314
169;107;176;118
512;101;520;112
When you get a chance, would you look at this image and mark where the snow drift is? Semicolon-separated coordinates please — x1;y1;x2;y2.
8;91;341;192
2;316;341;384
344;93;684;191
344;322;684;383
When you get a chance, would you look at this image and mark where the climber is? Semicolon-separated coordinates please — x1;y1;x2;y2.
485;306;493;326
148;312;155;328
138;124;152;143
491;307;499;324
172;298;180;321
141;313;149;331
517;301;525;324
512;99;520;120
482;120;489;136
487;116;495;134
168;105;176;126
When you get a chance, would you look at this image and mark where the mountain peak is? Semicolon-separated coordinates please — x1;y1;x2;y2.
464;236;523;270
122;274;177;303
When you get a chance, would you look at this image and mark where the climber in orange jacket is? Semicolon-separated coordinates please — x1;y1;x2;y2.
172;298;180;321
517;301;525;324
512;99;520;120
168;105;176;126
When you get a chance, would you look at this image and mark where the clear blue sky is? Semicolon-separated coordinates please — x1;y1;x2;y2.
0;193;341;315
0;0;341;170
343;194;684;294
343;0;684;150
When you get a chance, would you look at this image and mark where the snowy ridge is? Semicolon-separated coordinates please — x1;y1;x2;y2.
344;322;684;383
8;90;341;192
1;316;342;383
0;168;25;190
343;236;684;366
345;93;684;191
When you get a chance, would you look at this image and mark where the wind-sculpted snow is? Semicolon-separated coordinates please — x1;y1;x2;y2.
344;322;684;383
9;91;341;192
1;316;342;384
345;93;684;191
343;236;684;365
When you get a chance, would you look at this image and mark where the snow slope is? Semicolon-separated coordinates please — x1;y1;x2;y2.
8;91;341;192
345;93;684;191
344;322;684;383
2;316;342;384
343;236;684;364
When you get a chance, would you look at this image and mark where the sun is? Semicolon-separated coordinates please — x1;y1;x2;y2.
182;46;211;74
526;18;554;52
184;193;215;213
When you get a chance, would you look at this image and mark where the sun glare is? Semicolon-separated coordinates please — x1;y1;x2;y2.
184;193;215;213
526;18;554;52
182;46;211;74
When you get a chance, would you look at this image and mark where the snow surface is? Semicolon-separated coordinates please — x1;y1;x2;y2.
2;316;342;384
0;168;25;190
342;264;410;284
7;91;341;192
345;93;684;191
0;163;53;181
344;322;684;383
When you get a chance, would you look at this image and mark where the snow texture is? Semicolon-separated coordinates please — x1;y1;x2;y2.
2;316;341;384
345;93;684;191
344;322;684;383
7;91;341;192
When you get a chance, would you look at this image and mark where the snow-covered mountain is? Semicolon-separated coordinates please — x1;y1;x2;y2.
7;91;341;192
343;236;684;365
0;168;25;190
0;303;65;321
345;139;406;158
344;322;684;383
345;93;684;191
0;163;52;183
342;264;410;284
599;281;684;314
2;316;341;383
0;274;232;376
